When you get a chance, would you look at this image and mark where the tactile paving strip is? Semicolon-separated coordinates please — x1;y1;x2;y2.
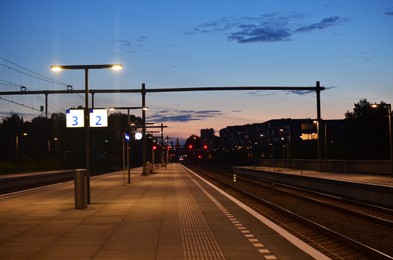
176;177;225;259
187;172;278;259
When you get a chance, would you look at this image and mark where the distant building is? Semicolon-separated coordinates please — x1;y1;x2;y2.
219;118;344;159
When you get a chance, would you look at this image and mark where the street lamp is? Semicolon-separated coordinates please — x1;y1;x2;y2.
51;64;123;203
108;106;147;184
371;103;392;176
313;120;322;171
16;132;28;172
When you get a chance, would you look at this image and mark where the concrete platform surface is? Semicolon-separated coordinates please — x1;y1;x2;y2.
0;163;328;259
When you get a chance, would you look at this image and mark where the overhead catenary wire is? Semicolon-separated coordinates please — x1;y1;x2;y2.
0;79;66;113
0;57;75;115
0;96;44;114
0;57;69;87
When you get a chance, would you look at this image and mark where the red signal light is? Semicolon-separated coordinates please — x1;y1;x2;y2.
203;145;208;150
188;144;193;149
153;145;157;150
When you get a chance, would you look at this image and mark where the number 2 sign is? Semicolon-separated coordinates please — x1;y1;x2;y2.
90;109;108;127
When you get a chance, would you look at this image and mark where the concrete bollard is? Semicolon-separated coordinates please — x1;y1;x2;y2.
74;169;87;209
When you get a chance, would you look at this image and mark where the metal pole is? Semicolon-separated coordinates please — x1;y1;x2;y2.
123;132;126;186
141;83;148;175
166;136;169;168
84;69;91;203
91;93;95;109
45;93;48;118
91;92;95;179
325;122;328;172
316;81;322;172
161;123;164;166
48;139;51;160
388;104;393;177
127;109;131;183
152;146;155;168
16;136;19;173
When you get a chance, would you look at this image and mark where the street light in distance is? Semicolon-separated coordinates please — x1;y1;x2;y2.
371;103;392;177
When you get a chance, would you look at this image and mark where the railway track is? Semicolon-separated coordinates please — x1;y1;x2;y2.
241;172;393;227
186;164;393;259
0;170;76;194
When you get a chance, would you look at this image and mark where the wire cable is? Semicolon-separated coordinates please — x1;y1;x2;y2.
0;57;69;87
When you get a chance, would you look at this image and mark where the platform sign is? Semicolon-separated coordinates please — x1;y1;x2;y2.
90;109;108;127
66;109;84;128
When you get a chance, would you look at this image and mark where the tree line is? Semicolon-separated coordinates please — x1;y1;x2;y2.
0;112;143;174
0;99;391;173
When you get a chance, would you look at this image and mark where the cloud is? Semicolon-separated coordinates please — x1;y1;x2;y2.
186;14;347;43
245;91;277;97
148;109;223;122
114;37;150;54
285;90;315;95
385;11;393;16
285;86;337;95
228;27;291;43
295;16;346;33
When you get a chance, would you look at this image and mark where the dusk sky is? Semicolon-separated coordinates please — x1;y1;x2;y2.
1;0;392;141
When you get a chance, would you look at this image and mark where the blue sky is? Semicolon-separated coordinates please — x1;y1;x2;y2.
1;0;393;140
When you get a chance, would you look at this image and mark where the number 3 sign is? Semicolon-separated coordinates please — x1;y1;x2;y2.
66;109;85;128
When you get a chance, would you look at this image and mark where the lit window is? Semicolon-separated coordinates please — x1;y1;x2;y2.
300;133;318;140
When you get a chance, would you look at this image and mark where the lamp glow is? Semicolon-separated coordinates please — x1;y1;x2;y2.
51;66;63;72
111;64;123;71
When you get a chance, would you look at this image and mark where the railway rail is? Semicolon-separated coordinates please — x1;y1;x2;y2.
186;164;393;259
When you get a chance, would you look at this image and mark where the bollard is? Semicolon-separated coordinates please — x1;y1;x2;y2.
146;161;152;174
74;169;87;209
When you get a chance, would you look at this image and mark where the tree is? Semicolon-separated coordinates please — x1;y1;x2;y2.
344;99;389;159
28;116;51;160
345;99;388;120
184;135;201;150
0;114;25;161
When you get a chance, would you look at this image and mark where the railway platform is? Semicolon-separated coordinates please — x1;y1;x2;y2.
233;165;393;208
0;163;328;259
239;166;393;187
